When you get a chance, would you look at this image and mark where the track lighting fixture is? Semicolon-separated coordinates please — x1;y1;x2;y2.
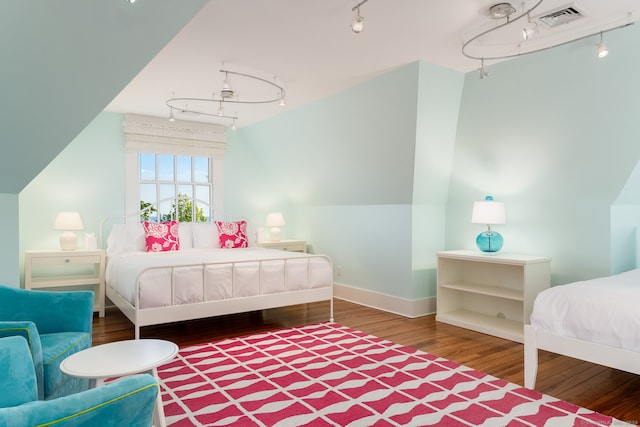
463;1;630;66
166;67;285;128
596;32;609;58
350;0;369;33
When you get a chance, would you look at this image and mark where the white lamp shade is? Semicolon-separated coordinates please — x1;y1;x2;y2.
265;212;286;227
265;212;285;242
53;211;84;250
53;212;85;231
471;199;506;225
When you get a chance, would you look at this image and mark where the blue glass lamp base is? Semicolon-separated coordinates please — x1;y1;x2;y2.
476;231;503;253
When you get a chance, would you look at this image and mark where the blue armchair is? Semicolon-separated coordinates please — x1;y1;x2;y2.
0;335;158;426
0;286;93;400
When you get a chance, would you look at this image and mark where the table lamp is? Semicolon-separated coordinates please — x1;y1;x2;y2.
53;211;85;251
471;196;505;253
265;212;286;242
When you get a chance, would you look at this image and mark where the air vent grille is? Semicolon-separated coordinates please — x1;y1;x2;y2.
538;5;584;28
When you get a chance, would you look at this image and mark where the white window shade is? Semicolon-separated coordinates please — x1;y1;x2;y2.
124;113;227;159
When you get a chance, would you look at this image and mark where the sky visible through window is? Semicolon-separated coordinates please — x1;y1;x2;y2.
139;153;211;221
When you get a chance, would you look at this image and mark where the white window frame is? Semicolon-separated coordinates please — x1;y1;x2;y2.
123;114;226;222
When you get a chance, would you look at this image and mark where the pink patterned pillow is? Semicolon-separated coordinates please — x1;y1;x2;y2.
215;220;248;248
143;220;180;252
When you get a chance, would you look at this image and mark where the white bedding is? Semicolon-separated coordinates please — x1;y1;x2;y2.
530;268;640;352
106;247;332;309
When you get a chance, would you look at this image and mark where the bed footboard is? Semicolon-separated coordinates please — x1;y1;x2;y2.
108;254;334;339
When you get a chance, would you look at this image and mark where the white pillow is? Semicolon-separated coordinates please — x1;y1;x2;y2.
178;222;193;249
106;223;145;256
192;223;219;248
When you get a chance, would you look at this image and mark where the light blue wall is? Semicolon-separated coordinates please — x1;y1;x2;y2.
227;62;464;299
447;24;640;285
0;194;19;286
19;113;126;283
412;63;464;297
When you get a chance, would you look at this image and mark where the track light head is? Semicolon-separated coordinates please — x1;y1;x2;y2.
597;43;609;58
352;9;364;33
478;59;489;79
596;33;609;58
522;14;538;40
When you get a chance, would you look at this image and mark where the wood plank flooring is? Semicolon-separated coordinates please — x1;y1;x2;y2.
92;299;640;424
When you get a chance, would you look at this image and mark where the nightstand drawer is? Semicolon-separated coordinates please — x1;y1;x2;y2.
31;255;102;266
256;240;307;252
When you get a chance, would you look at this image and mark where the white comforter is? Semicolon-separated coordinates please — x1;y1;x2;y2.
530;268;640;352
106;247;332;309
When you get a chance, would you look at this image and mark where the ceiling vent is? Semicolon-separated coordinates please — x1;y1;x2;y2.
537;4;585;28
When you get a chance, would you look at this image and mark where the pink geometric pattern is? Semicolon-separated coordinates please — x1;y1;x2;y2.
156;323;627;426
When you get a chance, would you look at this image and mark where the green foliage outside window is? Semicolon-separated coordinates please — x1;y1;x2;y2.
140;193;207;223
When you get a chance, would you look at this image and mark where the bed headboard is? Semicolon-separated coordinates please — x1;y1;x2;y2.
99;195;254;252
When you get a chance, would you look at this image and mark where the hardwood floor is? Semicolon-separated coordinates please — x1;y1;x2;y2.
93;299;640;424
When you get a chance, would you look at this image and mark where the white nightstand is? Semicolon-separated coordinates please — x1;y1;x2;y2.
436;250;550;343
24;249;106;317
256;240;307;253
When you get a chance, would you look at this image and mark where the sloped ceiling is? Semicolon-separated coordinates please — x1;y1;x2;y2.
107;0;640;128
0;0;207;194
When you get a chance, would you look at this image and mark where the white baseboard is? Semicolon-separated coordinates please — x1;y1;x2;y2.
333;282;436;318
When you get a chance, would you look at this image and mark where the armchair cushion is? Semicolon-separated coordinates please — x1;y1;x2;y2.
41;332;91;400
0;336;38;408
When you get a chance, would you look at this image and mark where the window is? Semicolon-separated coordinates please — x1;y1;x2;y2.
123;114;227;223
139;153;212;222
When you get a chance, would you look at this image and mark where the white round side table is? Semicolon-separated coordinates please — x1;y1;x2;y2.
60;339;178;427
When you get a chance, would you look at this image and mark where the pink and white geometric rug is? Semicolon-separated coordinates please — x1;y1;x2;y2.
156;323;626;426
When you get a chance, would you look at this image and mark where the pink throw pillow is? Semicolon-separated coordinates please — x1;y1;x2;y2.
215;220;248;248
143;220;180;252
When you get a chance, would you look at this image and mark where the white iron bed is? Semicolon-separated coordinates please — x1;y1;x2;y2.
101;200;334;339
524;268;640;388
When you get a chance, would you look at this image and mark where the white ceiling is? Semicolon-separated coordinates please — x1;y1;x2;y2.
106;0;640;128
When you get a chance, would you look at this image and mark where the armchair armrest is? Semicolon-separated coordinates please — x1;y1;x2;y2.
0;336;38;408
0;374;158;427
0;322;44;400
0;286;93;334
